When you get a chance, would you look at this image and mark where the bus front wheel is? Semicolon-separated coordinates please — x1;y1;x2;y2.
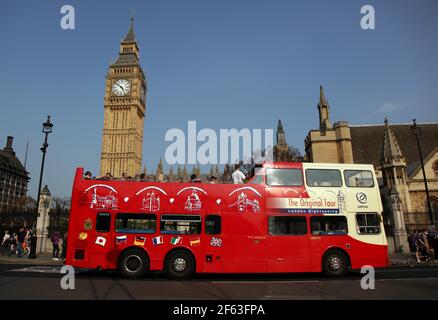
322;249;348;277
118;248;149;279
165;250;195;279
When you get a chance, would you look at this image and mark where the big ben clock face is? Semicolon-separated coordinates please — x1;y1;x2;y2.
112;79;131;96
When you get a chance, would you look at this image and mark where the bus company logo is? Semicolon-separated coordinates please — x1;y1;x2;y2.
356;192;368;204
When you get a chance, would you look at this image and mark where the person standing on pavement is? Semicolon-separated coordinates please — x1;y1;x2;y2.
60;232;68;261
8;232;17;256
411;230;421;263
419;229;434;260
1;230;10;255
51;231;60;261
16;227;27;258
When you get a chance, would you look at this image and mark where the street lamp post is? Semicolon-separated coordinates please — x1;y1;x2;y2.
411;119;434;229
29;115;53;259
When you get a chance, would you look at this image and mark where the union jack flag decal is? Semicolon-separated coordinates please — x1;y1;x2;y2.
210;237;223;247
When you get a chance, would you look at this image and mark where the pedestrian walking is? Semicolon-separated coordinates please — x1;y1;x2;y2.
1;230;10;255
16;227;27;258
51;231;60;260
418;229;434;260
61;232;68;261
8;233;17;256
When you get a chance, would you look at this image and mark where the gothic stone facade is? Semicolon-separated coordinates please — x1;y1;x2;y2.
304;86;353;164
304;86;438;252
0;137;29;212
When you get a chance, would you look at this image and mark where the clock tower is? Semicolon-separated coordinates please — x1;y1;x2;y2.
100;17;147;177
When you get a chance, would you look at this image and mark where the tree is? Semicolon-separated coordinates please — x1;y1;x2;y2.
24;196;37;211
50;197;71;213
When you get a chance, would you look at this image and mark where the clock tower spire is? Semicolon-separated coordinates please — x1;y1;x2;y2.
100;17;147;178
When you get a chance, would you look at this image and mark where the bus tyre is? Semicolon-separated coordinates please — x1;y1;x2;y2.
322;249;347;278
118;248;149;279
165;250;195;279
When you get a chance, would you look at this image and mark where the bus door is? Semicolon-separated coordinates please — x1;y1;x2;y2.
222;212;267;273
202;214;224;273
266;215;310;272
90;211;113;269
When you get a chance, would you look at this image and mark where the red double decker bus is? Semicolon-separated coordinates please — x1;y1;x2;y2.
66;162;388;279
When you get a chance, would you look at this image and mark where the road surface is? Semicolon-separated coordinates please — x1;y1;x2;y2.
0;264;437;300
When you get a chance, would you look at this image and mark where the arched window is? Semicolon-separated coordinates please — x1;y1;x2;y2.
433;161;438;176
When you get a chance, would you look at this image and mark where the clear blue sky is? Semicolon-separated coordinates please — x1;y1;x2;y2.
1;0;437;198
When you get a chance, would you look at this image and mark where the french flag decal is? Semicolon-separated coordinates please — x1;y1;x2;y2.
152;236;164;245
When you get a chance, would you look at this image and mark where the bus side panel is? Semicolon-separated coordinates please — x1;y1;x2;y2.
309;235;388;272
220;211;268;273
348;240;388;269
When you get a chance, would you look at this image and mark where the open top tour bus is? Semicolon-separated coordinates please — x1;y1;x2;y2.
66;162;388;279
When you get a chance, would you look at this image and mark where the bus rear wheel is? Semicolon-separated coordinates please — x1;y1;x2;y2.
118;248;149;279
165;250;195;279
322;249;348;277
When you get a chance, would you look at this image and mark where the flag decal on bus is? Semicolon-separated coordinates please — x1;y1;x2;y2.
152;236;164;245
95;236;107;247
210;237;222;247
190;237;200;246
116;235;127;244
134;236;146;246
170;236;182;245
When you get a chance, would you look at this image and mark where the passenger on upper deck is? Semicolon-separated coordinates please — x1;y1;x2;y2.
84;171;92;180
190;174;202;183
232;164;246;184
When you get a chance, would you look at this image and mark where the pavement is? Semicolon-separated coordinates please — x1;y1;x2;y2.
389;252;438;266
1;252;437;267
0;253;64;265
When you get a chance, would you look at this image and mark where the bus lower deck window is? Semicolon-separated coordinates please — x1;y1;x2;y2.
205;215;221;235
161;214;201;235
96;212;111;232
115;213;156;234
310;216;348;235
268;216;307;235
356;213;381;234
